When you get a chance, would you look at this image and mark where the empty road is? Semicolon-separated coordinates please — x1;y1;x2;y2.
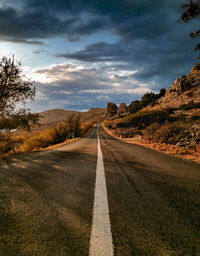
0;126;199;255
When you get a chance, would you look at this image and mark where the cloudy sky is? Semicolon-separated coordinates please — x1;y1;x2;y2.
0;0;199;112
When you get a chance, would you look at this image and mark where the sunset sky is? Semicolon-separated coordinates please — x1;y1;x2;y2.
0;0;198;112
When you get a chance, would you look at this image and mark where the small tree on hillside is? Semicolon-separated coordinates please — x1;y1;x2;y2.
140;92;157;107
0;56;39;130
66;114;81;139
73;114;81;137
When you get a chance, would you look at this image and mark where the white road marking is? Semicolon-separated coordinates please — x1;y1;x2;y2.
89;133;114;256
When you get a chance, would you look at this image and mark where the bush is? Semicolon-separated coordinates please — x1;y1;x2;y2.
21;124;69;151
0;133;13;153
80;122;93;136
128;88;166;114
20;120;93;152
140;89;166;107
143;122;190;144
140;92;158;107
117;110;170;129
179;101;200;110
0;116;94;154
128;100;142;114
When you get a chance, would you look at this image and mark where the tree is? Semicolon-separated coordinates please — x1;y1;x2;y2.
0;56;39;130
179;0;200;56
73;114;81;137
140;92;157;107
129;100;141;114
65;114;81;138
158;88;166;98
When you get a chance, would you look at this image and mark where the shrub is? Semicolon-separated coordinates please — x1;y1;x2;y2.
128;100;142;114
140;92;158;107
128;88;166;114
117;110;170;129
186;91;194;97
20;120;93;152
140;89;166;107
179;101;200;110
143;122;190;144
0;133;13;153
80;122;93;136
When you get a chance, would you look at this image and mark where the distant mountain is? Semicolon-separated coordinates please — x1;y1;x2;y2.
80;108;105;123
37;107;105;130
39;109;79;125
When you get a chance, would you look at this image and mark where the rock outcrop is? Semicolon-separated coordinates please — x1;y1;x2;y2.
117;102;127;117
157;63;200;109
105;102;128;120
105;102;118;120
175;124;200;149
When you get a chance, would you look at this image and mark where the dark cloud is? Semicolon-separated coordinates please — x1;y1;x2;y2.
1;38;43;45
1;0;199;110
57;34;197;88
31;62;149;111
0;0;189;43
56;42;129;62
0;2;110;42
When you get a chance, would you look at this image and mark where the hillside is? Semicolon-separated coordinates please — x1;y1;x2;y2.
103;63;200;162
39;109;79;125
155;63;200;111
37;107;105;131
8;107;105;152
81;108;105;123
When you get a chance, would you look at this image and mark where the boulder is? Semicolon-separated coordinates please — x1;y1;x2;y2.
175;142;185;148
168;77;185;94
105;102;118;120
117;102;127;117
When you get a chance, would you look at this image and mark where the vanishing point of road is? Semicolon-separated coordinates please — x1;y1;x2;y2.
0;126;199;255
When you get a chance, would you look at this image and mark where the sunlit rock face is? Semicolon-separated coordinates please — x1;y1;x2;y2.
105;102;118;120
157;63;200;109
117;102;127;117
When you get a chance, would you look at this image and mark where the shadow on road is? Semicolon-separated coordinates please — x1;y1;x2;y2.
0;139;97;256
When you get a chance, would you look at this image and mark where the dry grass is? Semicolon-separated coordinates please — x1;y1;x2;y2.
0;121;94;157
143;122;189;144
102;121;200;163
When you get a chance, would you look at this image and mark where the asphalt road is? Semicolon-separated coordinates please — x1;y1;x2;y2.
0;126;199;255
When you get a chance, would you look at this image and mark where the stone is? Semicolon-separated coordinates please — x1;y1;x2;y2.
189;139;197;148
117;102;127;117
175;142;184;148
105;102;118;120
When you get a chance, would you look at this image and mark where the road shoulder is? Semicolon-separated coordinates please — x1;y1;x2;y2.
102;123;200;164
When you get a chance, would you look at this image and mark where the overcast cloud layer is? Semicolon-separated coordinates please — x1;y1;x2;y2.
0;0;199;111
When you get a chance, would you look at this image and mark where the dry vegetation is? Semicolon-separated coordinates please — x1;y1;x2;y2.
0;118;94;157
0;107;103;157
103;110;200;162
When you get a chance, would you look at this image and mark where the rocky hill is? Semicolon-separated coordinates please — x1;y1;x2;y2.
156;63;200;110
105;63;200;120
103;63;200;162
